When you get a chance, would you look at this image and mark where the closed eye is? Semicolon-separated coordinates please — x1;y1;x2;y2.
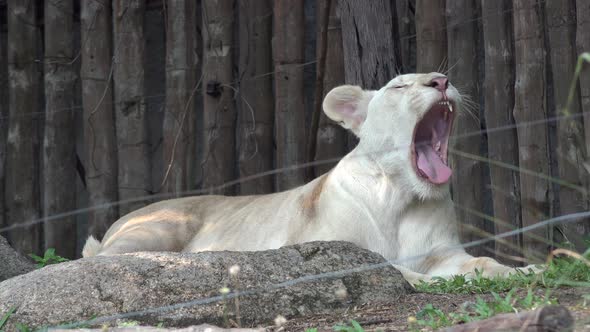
390;84;407;89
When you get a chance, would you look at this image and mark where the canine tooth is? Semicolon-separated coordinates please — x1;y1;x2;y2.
435;141;441;151
449;103;454;113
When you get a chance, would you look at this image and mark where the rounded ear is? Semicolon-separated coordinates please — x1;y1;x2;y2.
322;85;375;136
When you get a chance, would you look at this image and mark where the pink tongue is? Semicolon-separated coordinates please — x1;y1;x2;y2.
416;144;452;184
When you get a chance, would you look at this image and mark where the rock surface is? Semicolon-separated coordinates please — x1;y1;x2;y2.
0;235;35;281
0;241;412;330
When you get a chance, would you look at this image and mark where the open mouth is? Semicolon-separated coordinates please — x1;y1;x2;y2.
412;100;455;185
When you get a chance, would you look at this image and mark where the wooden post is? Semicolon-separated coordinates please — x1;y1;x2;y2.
546;0;589;250
447;0;487;257
81;0;119;239
579;1;590;169
415;0;447;73
314;0;347;176
395;0;416;73
5;0;41;254
0;15;7;232
113;0;150;215
576;0;590;245
273;0;307;191
237;0;274;195
43;0;77;258
339;0;398;89
481;0;523;262
513;0;551;262
162;0;196;196
202;0;236;195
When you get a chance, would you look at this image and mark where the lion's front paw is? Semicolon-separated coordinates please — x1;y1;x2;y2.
513;264;545;275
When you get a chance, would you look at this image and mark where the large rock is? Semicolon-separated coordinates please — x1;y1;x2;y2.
0;235;35;281
0;241;412;330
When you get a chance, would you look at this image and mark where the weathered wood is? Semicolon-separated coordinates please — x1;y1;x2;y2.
5;0;41;254
81;0;119;239
43;0;77;258
447;0;486;257
443;305;573;332
202;0;236;195
513;0;551;261
577;1;590;245
0;19;7;231
273;0;307;191
481;0;522;262
395;0;416;73
415;0;447;73
579;1;590;179
237;0;274;195
113;0;151;215
314;0;347;176
0;235;34;281
162;0;196;195
339;0;398;89
307;0;332;181
546;0;589;251
144;8;166;194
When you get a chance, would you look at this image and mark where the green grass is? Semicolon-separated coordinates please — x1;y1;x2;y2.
409;289;556;331
0;307;16;332
409;245;590;330
415;250;590;294
333;320;366;332
29;248;69;268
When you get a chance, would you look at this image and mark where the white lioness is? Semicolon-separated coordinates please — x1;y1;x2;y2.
83;72;537;284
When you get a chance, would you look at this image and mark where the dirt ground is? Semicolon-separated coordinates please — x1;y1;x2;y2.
270;287;590;331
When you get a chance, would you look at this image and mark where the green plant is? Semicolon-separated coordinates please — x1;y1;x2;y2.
409;289;556;330
305;328;318;332
0;307;16;332
416;251;590;295
117;320;139;327
15;323;31;332
333;320;365;332
29;248;69;268
414;303;451;330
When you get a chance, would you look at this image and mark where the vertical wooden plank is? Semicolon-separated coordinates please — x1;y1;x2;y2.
144;6;166;195
314;0;347;176
481;0;522;262
162;0;196;195
81;0;119;239
273;0;307;191
546;0;589;250
415;0;447;73
0;10;7;232
513;0;551;261
113;0;150;215
395;0;416;73
43;0;77;257
201;0;236;194
5;0;41;254
447;0;487;257
577;1;590;243
339;0;398;89
237;0;274;195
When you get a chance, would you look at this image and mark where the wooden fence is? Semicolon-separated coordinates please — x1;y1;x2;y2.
0;0;589;260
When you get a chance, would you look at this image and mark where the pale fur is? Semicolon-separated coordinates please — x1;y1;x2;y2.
83;73;539;285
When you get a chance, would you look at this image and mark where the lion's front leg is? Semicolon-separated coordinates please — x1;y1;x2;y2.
391;263;432;286
424;250;543;280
